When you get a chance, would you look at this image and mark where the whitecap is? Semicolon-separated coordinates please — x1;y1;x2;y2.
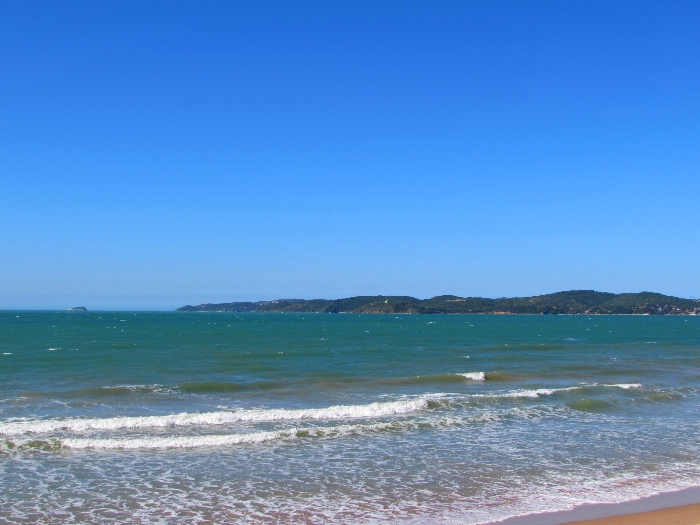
459;372;485;381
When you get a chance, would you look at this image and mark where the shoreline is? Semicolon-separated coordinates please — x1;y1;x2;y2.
492;486;700;525
564;504;700;524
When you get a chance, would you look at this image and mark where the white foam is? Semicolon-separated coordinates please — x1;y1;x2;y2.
459;372;486;381
479;383;642;400
584;383;644;390
60;422;402;450
0;408;569;453
0;398;428;436
101;384;175;395
59;415;495;450
475;386;581;399
62;429;294;450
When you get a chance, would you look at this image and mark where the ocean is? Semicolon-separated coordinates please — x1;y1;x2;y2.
1;311;699;524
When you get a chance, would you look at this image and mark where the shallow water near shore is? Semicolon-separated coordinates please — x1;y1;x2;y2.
1;312;699;523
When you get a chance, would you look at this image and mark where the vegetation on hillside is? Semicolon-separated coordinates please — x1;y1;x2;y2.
177;291;700;315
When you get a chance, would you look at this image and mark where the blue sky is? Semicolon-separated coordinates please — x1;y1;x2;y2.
1;1;698;309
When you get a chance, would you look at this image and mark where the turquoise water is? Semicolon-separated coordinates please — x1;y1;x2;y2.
1;312;700;523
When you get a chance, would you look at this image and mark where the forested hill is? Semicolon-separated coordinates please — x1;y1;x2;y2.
177;291;700;315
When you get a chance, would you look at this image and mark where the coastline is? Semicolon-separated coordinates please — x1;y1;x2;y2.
493;486;700;525
176;291;700;316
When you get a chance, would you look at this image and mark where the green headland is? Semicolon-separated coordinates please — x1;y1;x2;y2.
177;291;699;315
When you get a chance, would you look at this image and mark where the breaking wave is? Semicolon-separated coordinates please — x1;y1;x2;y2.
382;371;513;385
473;386;582;399
0;399;429;436
55;414;504;450
0;383;647;437
459;372;486;381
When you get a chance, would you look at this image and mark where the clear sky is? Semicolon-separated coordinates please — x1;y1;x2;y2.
1;1;698;310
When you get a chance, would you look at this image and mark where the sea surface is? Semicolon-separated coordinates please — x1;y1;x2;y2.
1;312;699;524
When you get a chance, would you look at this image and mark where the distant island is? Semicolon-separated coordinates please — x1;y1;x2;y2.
177;291;699;315
67;306;88;311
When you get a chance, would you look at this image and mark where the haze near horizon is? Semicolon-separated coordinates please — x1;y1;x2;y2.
1;1;698;310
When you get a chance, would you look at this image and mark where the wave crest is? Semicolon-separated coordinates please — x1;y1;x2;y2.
459;372;486;381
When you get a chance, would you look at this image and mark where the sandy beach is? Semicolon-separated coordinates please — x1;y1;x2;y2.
495;487;700;525
564;503;700;524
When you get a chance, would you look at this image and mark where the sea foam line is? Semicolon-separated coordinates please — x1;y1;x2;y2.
473;386;582;399
472;383;644;399
62;429;297;450
0;399;428;436
2;410;557;452
59;415;500;450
